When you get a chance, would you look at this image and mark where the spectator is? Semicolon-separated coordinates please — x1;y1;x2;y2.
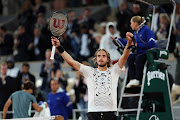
60;31;73;58
100;22;121;64
47;79;73;120
53;0;67;11
78;8;95;31
132;2;143;17
116;1;132;38
99;22;106;36
171;43;180;102
77;24;91;62
174;3;180;43
33;0;46;16
35;13;51;42
55;69;68;90
0;26;14;62
40;49;61;101
3;81;46;119
28;27;48;61
6;57;20;79
67;10;80;37
88;33;101;57
107;0;118;9
156;13;171;40
14;25;31;61
18;0;35;34
156;13;176;52
68;0;80;7
66;11;80;59
151;5;166;33
16;63;35;90
0;63;16;118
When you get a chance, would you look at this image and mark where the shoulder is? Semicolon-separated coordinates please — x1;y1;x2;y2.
110;63;123;73
11;91;21;97
56;92;67;97
143;25;152;32
12;91;20;95
80;64;93;70
110;63;120;70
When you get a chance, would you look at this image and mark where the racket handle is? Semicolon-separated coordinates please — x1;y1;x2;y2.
50;45;56;60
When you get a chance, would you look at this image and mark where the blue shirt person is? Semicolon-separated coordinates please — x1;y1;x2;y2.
118;16;157;88
3;81;45;119
47;79;73;120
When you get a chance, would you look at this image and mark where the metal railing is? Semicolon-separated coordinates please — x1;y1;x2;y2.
1;106;180;120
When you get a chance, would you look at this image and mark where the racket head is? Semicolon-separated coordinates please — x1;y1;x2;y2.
49;11;68;37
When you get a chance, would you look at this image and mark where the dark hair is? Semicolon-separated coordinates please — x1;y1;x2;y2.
23;81;35;90
22;62;30;68
0;26;6;32
109;25;114;29
93;49;111;68
80;24;88;29
50;79;60;84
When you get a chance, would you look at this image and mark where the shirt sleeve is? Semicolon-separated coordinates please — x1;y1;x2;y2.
110;63;123;75
30;95;37;103
63;93;73;116
79;64;93;77
9;94;13;100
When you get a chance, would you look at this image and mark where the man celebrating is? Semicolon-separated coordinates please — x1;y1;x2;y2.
51;32;133;120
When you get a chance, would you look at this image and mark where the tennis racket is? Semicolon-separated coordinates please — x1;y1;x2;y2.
49;11;68;60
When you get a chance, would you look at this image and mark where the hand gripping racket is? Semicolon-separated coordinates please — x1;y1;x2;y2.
49;11;68;60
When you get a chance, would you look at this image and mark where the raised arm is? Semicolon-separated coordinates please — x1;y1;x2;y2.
51;37;81;71
118;32;133;68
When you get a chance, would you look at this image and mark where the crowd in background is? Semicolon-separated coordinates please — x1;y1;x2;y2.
0;0;180;119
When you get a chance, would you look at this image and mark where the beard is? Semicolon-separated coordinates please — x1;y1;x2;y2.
98;62;107;67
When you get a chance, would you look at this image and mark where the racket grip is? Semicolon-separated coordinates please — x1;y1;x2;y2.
50;45;56;60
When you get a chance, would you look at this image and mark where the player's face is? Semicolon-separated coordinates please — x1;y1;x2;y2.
96;50;108;67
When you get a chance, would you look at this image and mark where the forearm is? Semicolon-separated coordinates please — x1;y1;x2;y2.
52;37;80;71
118;41;131;68
33;103;43;112
122;41;132;59
3;107;8;119
60;51;80;71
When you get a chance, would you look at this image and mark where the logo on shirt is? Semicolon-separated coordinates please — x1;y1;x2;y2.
93;69;113;106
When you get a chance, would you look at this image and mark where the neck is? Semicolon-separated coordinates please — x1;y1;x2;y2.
23;89;31;94
98;65;108;71
52;91;56;94
1;74;6;77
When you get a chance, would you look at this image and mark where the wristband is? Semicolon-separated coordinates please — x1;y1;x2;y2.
57;44;65;53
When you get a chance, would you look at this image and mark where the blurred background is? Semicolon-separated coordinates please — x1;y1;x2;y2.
0;0;180;119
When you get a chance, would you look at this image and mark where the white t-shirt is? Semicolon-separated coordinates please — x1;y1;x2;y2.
79;63;122;112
